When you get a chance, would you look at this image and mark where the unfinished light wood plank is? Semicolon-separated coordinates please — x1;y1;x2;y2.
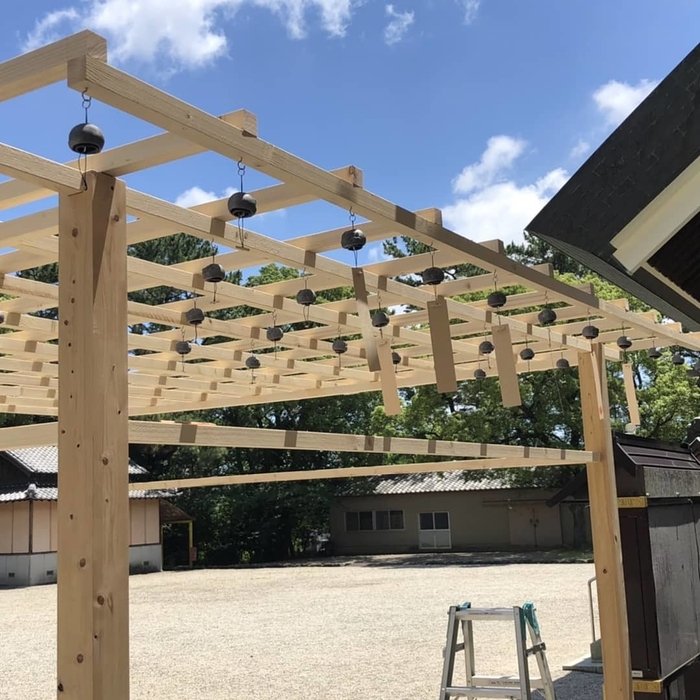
133;456;587;492
578;347;633;700
57;171;129;700
0;143;83;195
492;323;522;407
352;267;381;372
377;339;401;415
0;30;106;102
0;420;597;462
427;296;457;393
622;362;641;426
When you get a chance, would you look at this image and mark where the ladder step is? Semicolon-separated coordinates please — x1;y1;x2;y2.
454;608;518;621
446;686;525;698
472;675;545;689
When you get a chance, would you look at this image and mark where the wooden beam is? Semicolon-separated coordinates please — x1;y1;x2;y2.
0;30;106;102
0;143;83;195
64;55;623;314
70;53;700;346
57;172;130;700
0;420;598;462
578;347;633;700
492;324;521;407
133;456;590;492
427;296;457;393
622;363;640;427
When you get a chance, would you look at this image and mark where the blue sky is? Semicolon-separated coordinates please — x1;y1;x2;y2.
2;0;700;268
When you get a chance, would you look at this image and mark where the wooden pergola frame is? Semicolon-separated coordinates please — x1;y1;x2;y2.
1;30;694;700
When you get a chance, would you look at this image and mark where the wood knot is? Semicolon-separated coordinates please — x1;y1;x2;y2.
77;654;84;664
79;558;86;568
71;228;78;238
97;595;105;606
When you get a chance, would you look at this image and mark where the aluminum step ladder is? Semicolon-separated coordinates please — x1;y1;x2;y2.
439;602;556;700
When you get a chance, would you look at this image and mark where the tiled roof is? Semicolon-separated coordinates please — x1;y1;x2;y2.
4;446;148;475
344;471;516;497
0;486;163;502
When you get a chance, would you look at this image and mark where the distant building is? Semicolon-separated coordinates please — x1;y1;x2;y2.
330;472;592;555
0;446;192;586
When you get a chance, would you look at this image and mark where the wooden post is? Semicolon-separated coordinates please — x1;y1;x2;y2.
57;172;129;700
578;346;633;700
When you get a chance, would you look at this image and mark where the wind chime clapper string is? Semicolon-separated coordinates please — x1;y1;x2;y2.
68;88;106;189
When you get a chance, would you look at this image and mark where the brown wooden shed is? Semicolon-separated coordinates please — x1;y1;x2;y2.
0;446;190;586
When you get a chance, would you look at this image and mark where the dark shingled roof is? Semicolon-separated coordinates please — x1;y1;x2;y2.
525;42;700;330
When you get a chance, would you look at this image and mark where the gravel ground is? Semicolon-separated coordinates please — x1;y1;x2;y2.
1;562;603;699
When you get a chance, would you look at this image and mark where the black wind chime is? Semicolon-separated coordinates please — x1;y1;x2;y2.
340;208;366;266
296;273;317;322
69;90;105;185
471;275;506;380
177;158;259;373
266;312;284;357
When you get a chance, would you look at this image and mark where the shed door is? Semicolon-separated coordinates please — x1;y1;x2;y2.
418;511;451;550
509;504;562;547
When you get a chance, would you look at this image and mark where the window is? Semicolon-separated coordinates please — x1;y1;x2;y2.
345;511;374;532
418;511;451;550
434;512;450;530
376;510;405;530
345;509;405;532
419;511;450;531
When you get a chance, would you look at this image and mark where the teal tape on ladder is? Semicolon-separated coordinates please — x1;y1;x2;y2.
522;602;540;635
457;602;471;610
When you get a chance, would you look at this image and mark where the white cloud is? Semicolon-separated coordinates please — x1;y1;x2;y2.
21;0;361;70
460;0;481;24
23;9;80;51
384;4;414;46
593;78;659;127
175;186;236;208
570;138;591;159
443;137;568;245
452;135;526;194
366;243;391;263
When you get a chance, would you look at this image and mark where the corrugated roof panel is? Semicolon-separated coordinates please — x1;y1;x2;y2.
0;487;162;502
343;471;514;497
5;446;148;475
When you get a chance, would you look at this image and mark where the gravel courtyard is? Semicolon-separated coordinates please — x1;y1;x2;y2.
1;562;602;699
